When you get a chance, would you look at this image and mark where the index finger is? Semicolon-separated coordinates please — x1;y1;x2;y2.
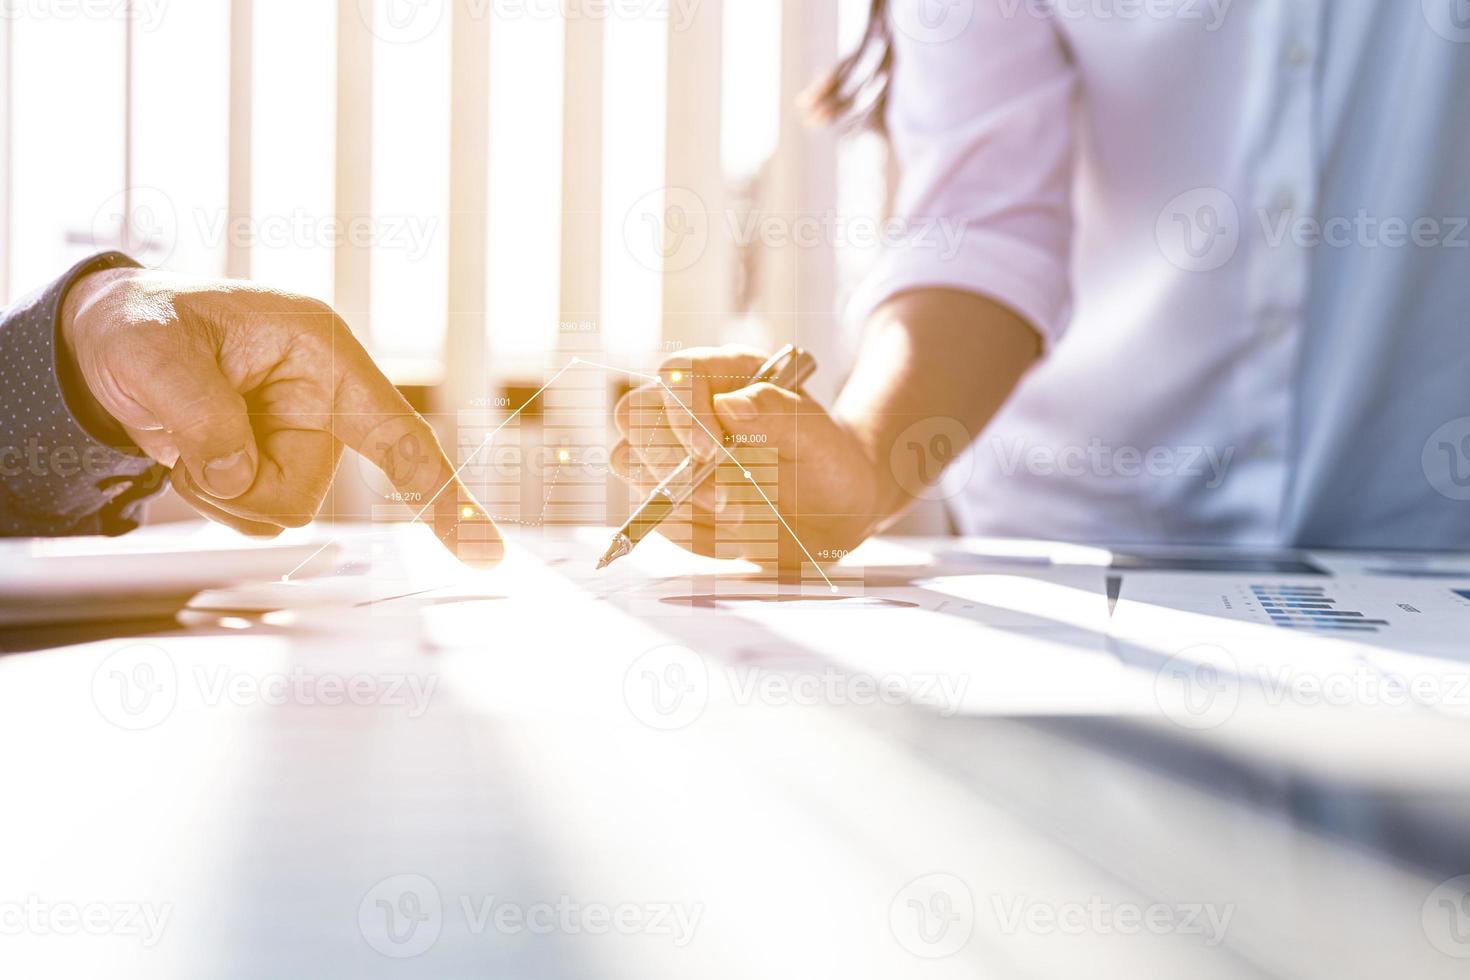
329;335;503;569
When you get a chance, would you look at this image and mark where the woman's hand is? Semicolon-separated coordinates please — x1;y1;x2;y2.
610;292;1042;568
60;267;502;566
610;346;885;566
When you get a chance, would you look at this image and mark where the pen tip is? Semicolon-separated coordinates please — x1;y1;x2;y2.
595;558;609;571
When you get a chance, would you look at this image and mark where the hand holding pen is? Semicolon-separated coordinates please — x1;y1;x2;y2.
606;345;886;569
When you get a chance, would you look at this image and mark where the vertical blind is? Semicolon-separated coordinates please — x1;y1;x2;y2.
0;0;888;537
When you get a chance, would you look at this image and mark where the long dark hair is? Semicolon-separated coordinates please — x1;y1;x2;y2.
805;0;893;130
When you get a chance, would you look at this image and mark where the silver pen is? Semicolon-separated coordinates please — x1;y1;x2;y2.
596;344;818;570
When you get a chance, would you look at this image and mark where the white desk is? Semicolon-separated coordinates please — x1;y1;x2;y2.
2;525;1467;979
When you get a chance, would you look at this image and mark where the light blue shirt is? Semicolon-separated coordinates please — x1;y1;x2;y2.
866;0;1470;549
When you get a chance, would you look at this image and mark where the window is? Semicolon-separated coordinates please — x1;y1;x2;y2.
0;2;862;386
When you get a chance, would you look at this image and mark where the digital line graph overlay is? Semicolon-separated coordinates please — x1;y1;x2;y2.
285;355;840;592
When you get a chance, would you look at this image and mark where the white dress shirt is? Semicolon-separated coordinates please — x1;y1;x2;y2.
860;0;1470;549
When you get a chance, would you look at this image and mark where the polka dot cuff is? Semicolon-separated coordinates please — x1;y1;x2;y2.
0;253;167;537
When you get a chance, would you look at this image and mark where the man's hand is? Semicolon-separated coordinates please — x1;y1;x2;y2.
610;346;884;566
59;267;502;566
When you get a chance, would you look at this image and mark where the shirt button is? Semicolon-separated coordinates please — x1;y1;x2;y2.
1253;440;1279;461
1286;43;1311;67
1272;188;1297;214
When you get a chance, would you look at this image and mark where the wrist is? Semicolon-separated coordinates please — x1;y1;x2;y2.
58;267;138;446
831;410;902;535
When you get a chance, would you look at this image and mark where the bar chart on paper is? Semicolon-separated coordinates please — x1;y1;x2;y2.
1247;584;1388;633
1112;571;1470;659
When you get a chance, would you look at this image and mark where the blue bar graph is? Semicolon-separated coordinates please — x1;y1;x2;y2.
1251;585;1387;633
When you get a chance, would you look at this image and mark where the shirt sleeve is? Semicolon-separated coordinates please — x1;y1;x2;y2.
850;0;1078;348
0;252;168;537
